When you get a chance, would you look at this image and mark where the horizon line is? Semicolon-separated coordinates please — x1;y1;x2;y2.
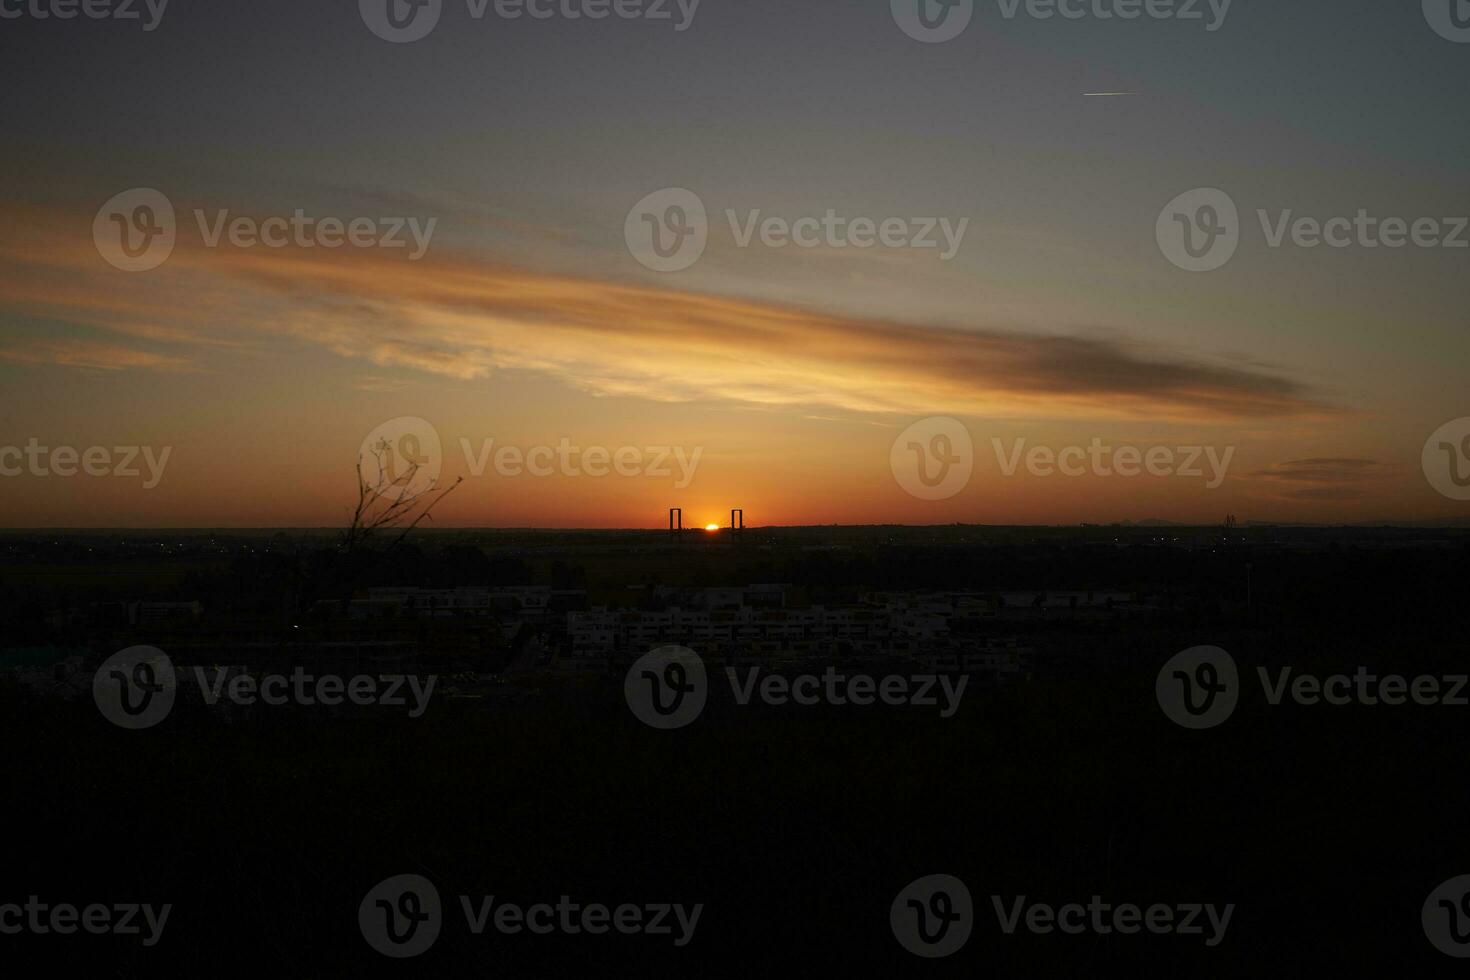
1;521;1467;532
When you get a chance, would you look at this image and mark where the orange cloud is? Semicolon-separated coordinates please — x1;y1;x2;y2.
1249;458;1395;501
0;203;1338;421
0;338;193;372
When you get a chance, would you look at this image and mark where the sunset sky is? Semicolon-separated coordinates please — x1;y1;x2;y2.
2;0;1467;528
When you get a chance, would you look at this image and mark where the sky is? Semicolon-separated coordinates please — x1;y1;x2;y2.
1;0;1468;528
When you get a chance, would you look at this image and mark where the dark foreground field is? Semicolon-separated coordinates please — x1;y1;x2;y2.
4;526;1469;975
